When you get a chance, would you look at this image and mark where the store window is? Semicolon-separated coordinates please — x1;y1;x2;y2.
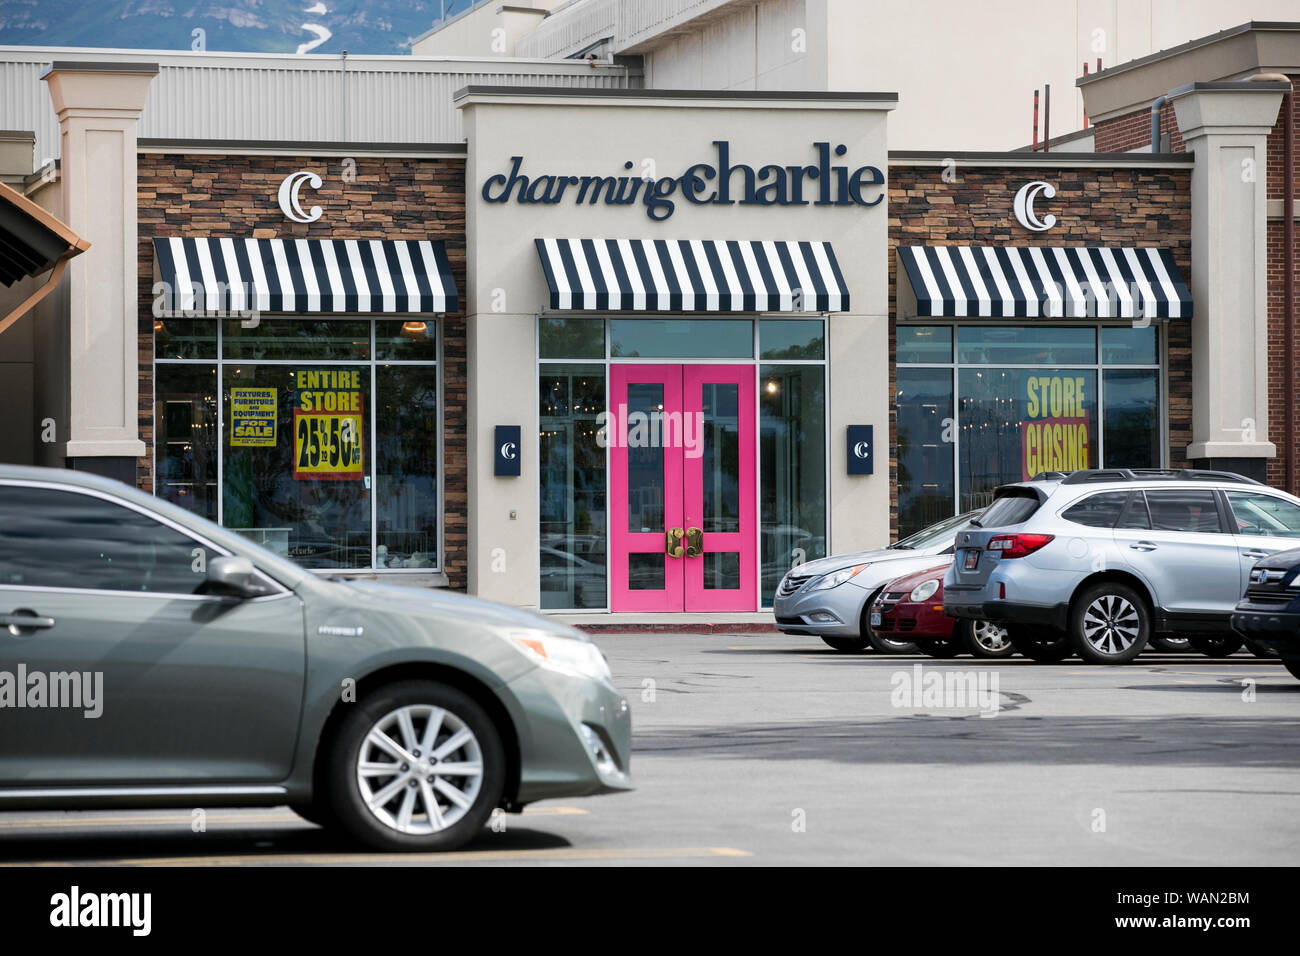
154;317;441;572
895;324;1162;537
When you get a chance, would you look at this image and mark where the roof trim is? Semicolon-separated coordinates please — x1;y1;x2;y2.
454;85;898;103
888;150;1193;167
137;137;467;157
41;60;159;77
1076;20;1300;87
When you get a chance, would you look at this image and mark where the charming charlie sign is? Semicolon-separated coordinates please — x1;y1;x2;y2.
481;141;884;221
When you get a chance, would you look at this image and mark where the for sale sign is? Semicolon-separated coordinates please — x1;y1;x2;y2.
230;387;277;447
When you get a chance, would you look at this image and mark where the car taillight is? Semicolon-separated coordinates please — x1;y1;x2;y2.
987;533;1054;558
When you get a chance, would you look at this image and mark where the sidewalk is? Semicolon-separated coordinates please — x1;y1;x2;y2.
543;612;779;634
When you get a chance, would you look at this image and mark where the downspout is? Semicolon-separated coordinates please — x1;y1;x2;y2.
1150;94;1167;152
1250;74;1295;491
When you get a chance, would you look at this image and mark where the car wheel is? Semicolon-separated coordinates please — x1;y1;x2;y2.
821;635;870;652
1150;635;1190;652
915;637;963;658
1188;634;1244;658
1282;658;1300;681
1006;625;1072;662
860;598;918;654
1068;584;1150;664
960;619;1014;658
327;680;505;852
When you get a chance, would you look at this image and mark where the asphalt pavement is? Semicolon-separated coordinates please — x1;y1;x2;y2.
1;634;1297;866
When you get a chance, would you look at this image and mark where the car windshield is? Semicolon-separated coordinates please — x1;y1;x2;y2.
889;511;980;550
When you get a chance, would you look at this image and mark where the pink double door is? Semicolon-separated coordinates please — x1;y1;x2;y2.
609;364;757;612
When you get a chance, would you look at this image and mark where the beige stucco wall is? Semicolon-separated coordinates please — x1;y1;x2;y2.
621;0;1300;149
458;90;894;608
412;2;549;58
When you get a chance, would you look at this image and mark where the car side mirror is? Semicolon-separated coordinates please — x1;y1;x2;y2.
205;555;265;599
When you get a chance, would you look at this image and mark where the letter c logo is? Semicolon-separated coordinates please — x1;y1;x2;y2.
279;170;323;223
853;441;870;459
500;442;518;461
1014;181;1056;231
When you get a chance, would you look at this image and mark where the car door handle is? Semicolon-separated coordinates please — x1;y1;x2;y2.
1129;541;1157;552
2;610;55;635
1243;549;1271;559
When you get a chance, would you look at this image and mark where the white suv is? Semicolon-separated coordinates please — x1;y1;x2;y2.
942;469;1300;664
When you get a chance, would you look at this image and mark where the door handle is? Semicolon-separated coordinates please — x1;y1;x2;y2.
1129;541;1157;552
2;610;55;636
1244;549;1271;559
666;527;685;558
685;527;704;558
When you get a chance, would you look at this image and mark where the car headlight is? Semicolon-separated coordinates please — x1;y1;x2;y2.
808;564;868;591
510;630;612;682
908;579;941;603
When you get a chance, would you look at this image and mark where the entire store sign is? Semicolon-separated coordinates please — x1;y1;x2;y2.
229;387;277;447
1021;375;1090;479
293;369;364;480
480;141;884;221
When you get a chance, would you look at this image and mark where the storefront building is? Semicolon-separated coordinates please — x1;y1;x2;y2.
141;145;469;589
887;154;1194;538
0;26;1292;620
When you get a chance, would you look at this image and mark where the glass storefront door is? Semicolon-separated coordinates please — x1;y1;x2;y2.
609;364;757;611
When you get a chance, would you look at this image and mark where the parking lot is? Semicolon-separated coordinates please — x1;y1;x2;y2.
2;633;1297;867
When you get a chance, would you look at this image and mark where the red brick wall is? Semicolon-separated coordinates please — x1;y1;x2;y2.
1092;104;1186;154
886;163;1193;536
137;153;468;590
1264;81;1300;491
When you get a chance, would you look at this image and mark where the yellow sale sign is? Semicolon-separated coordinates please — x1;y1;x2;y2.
230;387;277;447
1021;375;1090;479
293;370;364;480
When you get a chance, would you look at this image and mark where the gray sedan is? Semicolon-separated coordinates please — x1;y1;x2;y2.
0;466;631;851
773;511;981;652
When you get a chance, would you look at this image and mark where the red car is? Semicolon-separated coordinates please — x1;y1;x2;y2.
870;562;1013;658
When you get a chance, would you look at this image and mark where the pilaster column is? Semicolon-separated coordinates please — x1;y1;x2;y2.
1171;81;1287;476
42;61;158;479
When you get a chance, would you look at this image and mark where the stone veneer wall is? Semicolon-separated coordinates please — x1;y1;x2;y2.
136;153;468;590
886;163;1193;537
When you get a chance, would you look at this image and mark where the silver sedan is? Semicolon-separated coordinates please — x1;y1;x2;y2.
773;511;981;652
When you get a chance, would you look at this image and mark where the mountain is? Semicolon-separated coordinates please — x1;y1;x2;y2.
0;0;479;55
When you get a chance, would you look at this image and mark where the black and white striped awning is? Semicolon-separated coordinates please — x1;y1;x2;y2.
535;238;849;312
153;238;458;314
897;246;1190;319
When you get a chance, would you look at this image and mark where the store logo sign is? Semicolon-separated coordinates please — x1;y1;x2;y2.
279;170;323;223
1014;181;1057;232
495;425;521;477
847;425;874;476
480;141;884;221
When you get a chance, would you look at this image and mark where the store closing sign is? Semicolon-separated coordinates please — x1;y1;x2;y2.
1021;375;1090;479
293;369;364;480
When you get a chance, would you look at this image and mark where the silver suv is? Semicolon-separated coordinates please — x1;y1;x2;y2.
943;469;1300;664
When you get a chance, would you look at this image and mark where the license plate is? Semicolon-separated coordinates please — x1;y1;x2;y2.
962;549;980;570
870;611;882;627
